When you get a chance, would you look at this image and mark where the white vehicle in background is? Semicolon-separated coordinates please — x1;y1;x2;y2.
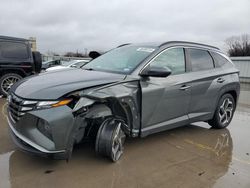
46;59;90;72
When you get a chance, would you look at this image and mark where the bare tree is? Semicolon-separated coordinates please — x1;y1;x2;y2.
46;50;59;56
225;34;250;56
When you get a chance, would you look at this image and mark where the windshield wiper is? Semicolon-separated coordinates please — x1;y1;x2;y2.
83;68;95;71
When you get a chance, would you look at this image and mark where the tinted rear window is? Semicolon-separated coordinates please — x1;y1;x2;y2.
189;49;214;71
0;41;29;59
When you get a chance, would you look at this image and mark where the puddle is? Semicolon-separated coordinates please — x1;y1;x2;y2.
1;101;8;120
0;151;14;188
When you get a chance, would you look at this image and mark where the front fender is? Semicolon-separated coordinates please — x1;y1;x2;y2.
73;80;141;137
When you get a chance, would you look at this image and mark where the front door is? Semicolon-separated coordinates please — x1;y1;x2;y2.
140;47;191;136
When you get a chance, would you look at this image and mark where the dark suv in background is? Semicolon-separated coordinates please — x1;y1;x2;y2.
7;41;240;162
0;36;42;96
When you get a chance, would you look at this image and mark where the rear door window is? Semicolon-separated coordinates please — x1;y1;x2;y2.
0;41;29;59
189;49;214;71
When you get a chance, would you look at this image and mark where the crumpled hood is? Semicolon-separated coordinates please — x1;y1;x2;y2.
11;68;126;100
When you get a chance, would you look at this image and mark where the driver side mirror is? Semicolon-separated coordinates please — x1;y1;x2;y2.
140;66;172;78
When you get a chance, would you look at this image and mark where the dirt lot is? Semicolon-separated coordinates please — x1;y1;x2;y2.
0;89;250;188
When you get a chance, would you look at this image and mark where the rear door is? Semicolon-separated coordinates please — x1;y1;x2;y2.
186;48;224;122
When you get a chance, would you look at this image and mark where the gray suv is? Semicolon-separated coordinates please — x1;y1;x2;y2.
7;41;240;162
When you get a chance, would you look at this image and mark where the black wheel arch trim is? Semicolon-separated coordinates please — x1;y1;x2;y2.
0;67;31;77
213;82;240;118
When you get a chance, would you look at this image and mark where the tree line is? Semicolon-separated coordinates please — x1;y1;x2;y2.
225;34;250;56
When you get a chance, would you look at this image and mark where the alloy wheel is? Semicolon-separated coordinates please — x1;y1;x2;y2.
111;122;126;162
1;76;20;94
219;98;234;125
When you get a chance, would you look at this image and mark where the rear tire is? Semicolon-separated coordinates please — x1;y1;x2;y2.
0;73;22;97
208;93;235;129
95;118;126;162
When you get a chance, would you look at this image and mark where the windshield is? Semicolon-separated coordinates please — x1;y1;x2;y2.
83;45;156;74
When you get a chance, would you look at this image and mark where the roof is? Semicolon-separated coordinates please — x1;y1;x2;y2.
159;41;220;50
0;35;28;41
118;41;220;50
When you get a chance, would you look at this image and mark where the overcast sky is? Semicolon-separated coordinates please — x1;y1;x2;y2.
0;0;250;54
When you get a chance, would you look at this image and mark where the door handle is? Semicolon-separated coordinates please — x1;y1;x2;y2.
217;78;225;83
179;85;191;90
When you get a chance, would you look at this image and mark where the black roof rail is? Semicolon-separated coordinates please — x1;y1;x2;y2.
0;35;27;41
116;43;132;48
159;41;220;50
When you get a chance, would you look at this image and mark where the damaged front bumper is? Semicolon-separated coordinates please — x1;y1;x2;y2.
7;79;142;160
7;105;77;160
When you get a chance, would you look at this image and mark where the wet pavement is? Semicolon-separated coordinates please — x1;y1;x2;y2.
0;90;250;188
